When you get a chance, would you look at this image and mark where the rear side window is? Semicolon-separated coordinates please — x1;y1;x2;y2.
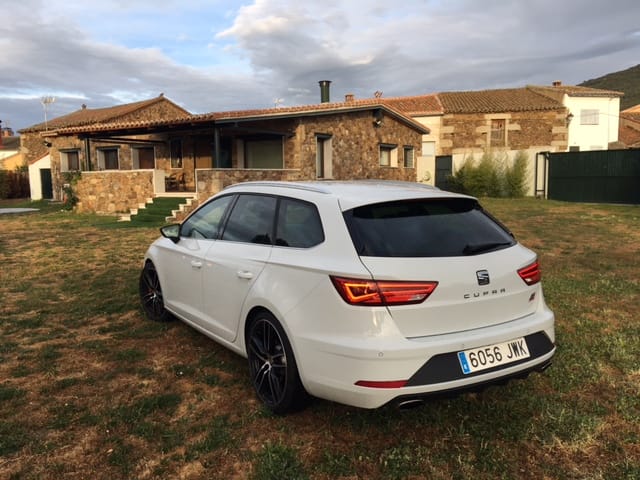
344;198;515;257
275;198;324;248
221;194;277;244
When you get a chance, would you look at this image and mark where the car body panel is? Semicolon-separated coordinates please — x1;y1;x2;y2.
358;246;540;337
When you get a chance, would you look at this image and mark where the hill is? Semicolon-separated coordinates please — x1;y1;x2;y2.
579;64;640;110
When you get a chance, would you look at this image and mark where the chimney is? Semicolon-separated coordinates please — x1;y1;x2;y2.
552;80;562;87
345;93;355;103
319;80;332;103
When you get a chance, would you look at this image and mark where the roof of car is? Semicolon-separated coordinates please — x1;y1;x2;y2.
222;180;471;210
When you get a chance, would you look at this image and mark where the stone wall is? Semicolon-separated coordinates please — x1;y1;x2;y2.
195;169;301;200
74;170;154;214
295;110;420;182
440;109;568;155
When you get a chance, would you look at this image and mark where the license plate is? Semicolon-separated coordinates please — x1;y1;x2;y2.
458;337;530;374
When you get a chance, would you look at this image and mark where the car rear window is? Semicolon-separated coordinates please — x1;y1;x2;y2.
343;198;515;257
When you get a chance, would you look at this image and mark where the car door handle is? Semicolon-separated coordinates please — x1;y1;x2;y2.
191;260;203;269
237;270;254;279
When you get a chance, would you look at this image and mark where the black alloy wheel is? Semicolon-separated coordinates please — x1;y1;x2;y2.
139;262;171;322
247;312;306;414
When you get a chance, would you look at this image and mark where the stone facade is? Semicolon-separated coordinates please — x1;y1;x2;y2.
196;169;301;200
74;170;155;214
440;110;568;156
20;94;424;214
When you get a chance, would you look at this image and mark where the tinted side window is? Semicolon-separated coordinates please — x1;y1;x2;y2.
221;194;277;244
344;198;515;257
181;195;234;239
275;198;324;248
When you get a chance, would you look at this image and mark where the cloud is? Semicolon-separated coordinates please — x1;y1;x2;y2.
1;0;640;130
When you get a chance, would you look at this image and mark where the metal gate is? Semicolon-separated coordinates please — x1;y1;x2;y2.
435;155;452;190
547;149;640;204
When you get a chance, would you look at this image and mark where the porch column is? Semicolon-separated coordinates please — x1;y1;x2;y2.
213;128;221;168
84;138;92;171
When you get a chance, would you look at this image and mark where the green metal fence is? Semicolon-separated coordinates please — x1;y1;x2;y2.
547;149;640;204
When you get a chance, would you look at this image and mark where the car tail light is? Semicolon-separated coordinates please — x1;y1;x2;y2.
518;261;541;286
355;380;408;388
330;276;438;306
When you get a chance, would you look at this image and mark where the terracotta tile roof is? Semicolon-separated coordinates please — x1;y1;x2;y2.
529;84;624;99
621;111;640;124
437;88;564;114
0;136;20;150
48;98;430;135
618;124;640;147
379;95;443;115
622;104;640;114
20;94;191;133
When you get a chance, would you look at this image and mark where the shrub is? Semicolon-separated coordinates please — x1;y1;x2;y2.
504;150;529;198
61;171;81;210
448;150;529;198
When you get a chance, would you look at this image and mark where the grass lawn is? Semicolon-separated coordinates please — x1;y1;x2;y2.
0;198;638;479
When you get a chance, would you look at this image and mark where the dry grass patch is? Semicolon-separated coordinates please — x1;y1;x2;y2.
0;199;638;479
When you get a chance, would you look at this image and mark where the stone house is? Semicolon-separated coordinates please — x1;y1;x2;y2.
383;87;569;195
383;84;623;196
19;91;428;215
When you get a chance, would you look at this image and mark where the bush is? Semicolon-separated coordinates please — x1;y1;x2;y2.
504;150;529;198
448;150;529;198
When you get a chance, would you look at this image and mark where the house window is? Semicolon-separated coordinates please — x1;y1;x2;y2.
316;134;332;178
403;146;415;168
379;144;398;167
170;139;183;168
490;119;506;146
245;138;283;169
60;150;80;172
132;146;155;169
580;109;599;125
97;148;119;170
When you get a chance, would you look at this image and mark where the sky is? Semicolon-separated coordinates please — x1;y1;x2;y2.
1;0;640;132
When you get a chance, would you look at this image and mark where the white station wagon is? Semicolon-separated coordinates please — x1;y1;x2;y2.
140;181;555;413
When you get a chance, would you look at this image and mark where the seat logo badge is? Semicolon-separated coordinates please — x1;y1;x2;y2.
476;270;490;286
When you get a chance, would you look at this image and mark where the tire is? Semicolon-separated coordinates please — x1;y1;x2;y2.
139;261;171;322
246;312;307;414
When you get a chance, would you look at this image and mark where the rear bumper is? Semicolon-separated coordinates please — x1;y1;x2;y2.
294;308;555;409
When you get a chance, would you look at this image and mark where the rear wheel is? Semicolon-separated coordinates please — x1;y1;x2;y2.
139;261;171;322
246;312;307;414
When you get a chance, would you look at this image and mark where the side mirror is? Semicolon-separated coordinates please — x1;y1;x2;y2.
160;224;181;244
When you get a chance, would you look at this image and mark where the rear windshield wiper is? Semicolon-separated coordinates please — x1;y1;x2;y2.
462;241;513;255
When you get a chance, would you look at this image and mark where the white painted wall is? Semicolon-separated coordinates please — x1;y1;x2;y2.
414;114;442;185
28;154;51;200
450;148;549;197
565;95;620;151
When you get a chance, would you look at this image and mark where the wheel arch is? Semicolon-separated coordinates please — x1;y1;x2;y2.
242;306;306;379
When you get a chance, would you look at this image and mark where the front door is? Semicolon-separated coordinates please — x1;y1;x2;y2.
40;169;53;199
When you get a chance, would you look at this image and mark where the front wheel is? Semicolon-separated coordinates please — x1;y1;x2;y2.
246;312;307;414
139;261;171;322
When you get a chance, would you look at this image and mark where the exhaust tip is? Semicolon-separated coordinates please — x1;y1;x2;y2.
396;399;424;410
